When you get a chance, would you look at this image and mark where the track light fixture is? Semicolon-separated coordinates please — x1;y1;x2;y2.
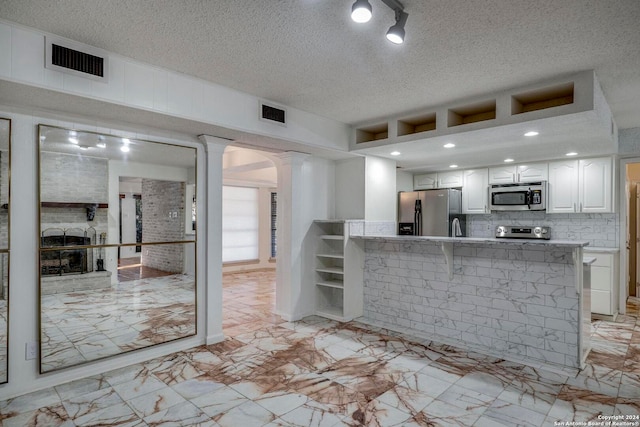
351;0;408;44
351;0;372;23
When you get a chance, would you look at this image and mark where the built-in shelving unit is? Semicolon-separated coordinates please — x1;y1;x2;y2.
312;220;364;322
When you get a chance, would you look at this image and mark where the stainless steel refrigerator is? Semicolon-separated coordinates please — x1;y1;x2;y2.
398;189;466;237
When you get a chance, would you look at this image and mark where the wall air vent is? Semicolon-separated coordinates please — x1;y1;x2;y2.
260;102;287;126
45;36;109;82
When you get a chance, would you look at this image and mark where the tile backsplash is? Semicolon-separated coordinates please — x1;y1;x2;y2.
467;212;619;248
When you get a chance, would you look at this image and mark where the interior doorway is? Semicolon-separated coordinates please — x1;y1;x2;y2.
220;146;280;336
621;159;640;315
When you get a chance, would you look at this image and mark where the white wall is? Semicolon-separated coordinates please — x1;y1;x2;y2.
0;19;351;154
335;157;365;219
365;156;397;222
396;170;414;193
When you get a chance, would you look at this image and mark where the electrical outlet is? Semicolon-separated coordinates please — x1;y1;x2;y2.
25;342;37;360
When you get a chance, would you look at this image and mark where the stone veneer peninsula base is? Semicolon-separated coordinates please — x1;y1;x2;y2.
352;235;591;372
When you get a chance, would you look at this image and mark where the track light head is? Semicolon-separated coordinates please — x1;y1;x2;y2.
351;0;372;23
386;10;408;44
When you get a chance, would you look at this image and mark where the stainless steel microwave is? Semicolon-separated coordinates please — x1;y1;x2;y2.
489;181;546;211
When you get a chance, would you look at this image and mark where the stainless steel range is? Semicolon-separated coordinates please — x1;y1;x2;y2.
495;225;550;240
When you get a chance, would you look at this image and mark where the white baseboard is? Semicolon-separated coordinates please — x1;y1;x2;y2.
206;333;225;345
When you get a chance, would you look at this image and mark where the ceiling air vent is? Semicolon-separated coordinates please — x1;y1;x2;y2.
260;102;286;126
45;36;109;82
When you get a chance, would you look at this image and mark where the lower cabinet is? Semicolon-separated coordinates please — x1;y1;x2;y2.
585;250;619;316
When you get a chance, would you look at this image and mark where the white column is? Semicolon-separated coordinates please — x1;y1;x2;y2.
272;152;310;321
199;135;231;344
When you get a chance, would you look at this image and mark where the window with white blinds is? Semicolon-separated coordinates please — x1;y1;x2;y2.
222;186;259;262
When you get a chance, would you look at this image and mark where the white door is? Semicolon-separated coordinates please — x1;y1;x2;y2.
636;183;640;298
547;160;578;213
579;157;612;213
488;166;516;184
462;169;489;214
120;197;138;258
517;163;548;182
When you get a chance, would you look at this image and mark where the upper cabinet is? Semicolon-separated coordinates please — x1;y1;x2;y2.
489;163;548;184
414;171;463;190
548;157;613;213
414;173;438;190
438;170;464;188
462;169;489;214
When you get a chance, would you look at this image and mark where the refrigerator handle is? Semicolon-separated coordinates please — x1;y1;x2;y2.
414;199;422;236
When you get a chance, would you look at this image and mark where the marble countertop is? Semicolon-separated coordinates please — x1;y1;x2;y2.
583;256;597;265
584;247;620;253
352;234;590;248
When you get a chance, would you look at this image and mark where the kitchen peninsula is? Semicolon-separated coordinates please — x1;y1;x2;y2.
350;233;592;371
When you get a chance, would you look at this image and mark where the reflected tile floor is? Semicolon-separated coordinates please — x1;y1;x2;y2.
1;270;639;426
41;274;196;371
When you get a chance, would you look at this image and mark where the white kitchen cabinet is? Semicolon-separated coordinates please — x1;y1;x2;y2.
579;157;612;213
548;160;579;213
437;170;464;188
548;157;613;213
313;220;364;322
585;250;619;316
489;166;517;184
517;163;548;182
414;173;438;190
462;169;489;214
489;163;548;184
414;171;463;190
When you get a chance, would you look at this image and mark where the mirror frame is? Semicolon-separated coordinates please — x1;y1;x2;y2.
0;117;11;384
37;124;197;373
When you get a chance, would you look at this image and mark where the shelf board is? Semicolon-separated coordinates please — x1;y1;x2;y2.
316;280;344;289
320;235;344;240
315;306;346;321
316;267;344;275
316;253;344;259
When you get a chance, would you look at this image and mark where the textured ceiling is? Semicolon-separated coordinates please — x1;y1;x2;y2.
1;0;639;130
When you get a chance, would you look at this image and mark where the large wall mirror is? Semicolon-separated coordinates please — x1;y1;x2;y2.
38;125;196;373
0;118;10;383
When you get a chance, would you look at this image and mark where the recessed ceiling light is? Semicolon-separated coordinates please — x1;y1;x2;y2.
504;158;514;163
120;145;130;153
443;143;455;148
566;152;578;156
449;164;458;168
96;143;106;148
524;131;539;137
69;130;77;137
122;138;131;144
68;137;78;144
390;151;401;156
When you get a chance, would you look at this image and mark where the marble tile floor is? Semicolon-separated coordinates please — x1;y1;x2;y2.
1;270;638;426
117;258;174;282
41;274;196;372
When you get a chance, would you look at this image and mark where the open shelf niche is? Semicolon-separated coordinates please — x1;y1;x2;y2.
397;112;437;137
511;82;574;115
355;122;389;144
448;100;496;128
312;220;364;322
